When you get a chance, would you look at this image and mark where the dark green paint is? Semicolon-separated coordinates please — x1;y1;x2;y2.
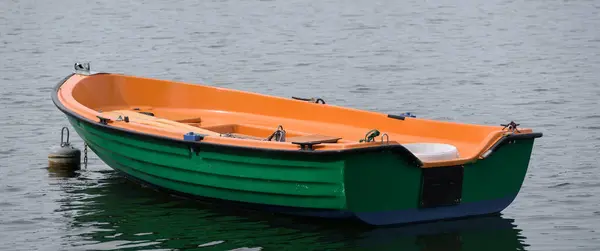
67;115;538;216
462;140;535;203
70;116;348;209
344;151;422;212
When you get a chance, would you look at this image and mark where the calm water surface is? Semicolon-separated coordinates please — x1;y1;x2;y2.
1;0;599;250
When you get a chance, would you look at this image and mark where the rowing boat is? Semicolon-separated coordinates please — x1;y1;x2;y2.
51;63;542;225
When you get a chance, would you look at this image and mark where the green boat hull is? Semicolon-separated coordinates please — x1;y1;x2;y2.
64;113;540;226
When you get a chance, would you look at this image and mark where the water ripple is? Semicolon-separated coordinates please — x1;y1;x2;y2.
549;182;571;188
1;0;600;250
198;240;225;247
583;115;600;119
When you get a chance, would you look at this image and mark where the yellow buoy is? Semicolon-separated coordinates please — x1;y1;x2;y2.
48;127;81;171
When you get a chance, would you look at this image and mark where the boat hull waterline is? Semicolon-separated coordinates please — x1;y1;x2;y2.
52;71;542;226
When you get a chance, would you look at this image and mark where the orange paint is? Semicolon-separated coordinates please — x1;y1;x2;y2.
57;73;534;168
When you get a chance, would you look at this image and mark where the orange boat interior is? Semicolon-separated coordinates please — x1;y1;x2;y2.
56;73;533;167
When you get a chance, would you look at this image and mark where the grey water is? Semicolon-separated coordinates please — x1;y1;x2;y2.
1;0;599;250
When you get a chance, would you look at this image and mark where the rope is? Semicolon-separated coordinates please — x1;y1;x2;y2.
360;129;380;143
501;121;521;133
266;125;286;142
220;125;287;142
291;96;326;104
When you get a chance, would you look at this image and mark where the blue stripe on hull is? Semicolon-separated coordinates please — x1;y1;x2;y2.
262;195;516;225
258;205;354;219
353;196;517;225
111;168;516;226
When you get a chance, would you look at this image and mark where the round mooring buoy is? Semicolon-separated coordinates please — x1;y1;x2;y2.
48;127;81;171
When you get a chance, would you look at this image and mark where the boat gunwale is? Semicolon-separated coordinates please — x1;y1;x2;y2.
51;73;542;168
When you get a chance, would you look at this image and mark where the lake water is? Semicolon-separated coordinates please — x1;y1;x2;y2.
1;0;599;250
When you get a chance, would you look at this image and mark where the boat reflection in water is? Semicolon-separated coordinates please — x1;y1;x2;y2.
51;170;529;251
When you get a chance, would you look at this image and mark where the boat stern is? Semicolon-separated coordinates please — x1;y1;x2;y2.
343;133;541;226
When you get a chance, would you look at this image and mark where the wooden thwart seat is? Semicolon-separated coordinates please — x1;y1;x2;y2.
288;134;342;151
102;110;220;137
102;110;343;148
